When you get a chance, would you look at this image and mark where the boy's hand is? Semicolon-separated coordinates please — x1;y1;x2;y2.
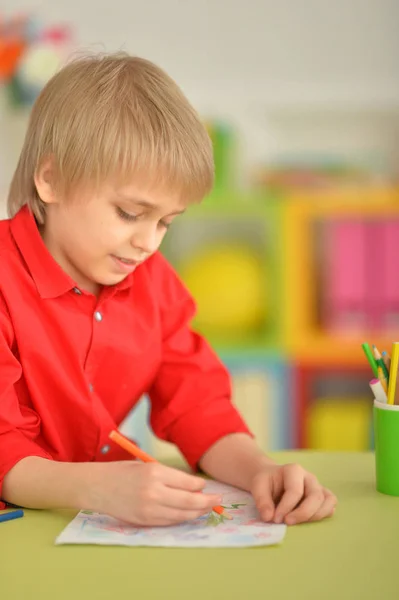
250;463;337;526
86;461;222;526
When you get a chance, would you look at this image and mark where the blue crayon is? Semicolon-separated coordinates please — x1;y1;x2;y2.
0;509;24;524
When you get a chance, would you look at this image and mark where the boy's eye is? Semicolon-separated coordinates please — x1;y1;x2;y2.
116;207;137;222
117;206;171;230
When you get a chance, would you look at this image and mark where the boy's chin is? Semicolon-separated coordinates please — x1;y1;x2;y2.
101;272;130;286
90;270;130;288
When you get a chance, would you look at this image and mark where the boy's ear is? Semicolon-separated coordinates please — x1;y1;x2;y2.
34;157;58;205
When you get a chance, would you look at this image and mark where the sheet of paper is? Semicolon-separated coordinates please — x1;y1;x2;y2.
55;480;287;548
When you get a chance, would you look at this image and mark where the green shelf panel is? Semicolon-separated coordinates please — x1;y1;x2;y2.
179;189;282;219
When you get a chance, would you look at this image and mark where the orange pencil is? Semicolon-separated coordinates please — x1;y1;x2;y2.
110;430;157;463
109;430;231;519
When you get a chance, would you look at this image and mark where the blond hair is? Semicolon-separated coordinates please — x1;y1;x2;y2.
8;52;214;223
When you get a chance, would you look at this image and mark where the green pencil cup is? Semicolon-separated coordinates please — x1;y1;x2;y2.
373;400;399;496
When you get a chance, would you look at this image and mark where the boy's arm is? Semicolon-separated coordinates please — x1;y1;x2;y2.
2;455;222;526
146;253;252;470
0;296;54;508
146;255;336;525
0;296;92;513
0;291;221;524
2;456;93;509
197;433;276;491
199;432;337;526
0;293;97;510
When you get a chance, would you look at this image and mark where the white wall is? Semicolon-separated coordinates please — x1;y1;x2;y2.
3;0;399;99
1;0;399;213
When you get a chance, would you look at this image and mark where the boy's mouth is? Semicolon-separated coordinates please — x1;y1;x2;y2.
110;255;141;273
115;256;138;265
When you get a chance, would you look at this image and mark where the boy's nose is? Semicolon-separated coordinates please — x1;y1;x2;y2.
130;228;159;255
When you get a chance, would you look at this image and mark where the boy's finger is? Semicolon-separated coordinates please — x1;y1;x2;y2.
149;506;215;526
284;478;324;524
252;476;275;522
309;490;337;523
274;467;305;522
159;464;206;491
160;487;223;511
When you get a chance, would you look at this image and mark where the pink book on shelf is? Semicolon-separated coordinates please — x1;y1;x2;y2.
324;219;367;335
365;220;385;332
381;219;399;332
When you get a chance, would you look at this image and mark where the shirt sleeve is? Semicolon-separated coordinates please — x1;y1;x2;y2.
0;295;52;508
146;253;253;469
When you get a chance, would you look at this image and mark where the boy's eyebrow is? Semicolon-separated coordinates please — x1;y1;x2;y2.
119;195;186;216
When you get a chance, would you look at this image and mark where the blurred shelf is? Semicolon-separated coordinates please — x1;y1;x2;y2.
286;332;393;365
179;187;399;224
293;362;374;450
282;190;399;365
162;189;286;358
202;337;283;358
218;347;286;362
286;188;399;214
188;314;282;357
180;190;279;217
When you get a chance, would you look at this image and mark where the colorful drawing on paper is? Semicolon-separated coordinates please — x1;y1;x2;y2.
55;481;287;548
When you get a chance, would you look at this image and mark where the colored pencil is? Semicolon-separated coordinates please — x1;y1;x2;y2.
109;430;231;519
362;343;378;377
382;351;391;371
0;509;24;524
109;431;157;464
377;366;388;394
387;343;399;406
372;345;390;382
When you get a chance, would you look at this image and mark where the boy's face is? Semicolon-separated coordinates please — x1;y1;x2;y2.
40;179;186;295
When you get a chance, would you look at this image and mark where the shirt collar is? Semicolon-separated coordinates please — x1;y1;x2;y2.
10;205;134;299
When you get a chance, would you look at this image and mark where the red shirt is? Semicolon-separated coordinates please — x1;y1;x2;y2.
0;206;250;507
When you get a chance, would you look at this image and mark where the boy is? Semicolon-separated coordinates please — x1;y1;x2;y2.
0;53;336;526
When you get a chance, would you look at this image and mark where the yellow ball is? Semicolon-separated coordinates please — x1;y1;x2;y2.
180;244;266;337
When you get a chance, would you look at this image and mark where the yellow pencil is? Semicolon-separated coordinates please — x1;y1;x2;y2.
387;343;399;405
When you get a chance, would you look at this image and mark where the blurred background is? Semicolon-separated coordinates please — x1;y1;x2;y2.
1;1;399;460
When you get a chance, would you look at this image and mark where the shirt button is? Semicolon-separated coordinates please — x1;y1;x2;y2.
73;287;82;295
89;383;94;393
94;311;103;322
100;445;110;455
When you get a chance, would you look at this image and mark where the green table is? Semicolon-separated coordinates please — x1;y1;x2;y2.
1;452;398;600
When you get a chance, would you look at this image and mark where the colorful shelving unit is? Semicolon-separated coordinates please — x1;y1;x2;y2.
124;183;399;457
221;352;293;451
120;353;293;460
115;96;399;460
161;193;284;352
282;189;399;363
293;363;374;451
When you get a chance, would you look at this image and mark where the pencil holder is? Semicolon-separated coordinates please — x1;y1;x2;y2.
373;400;399;496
